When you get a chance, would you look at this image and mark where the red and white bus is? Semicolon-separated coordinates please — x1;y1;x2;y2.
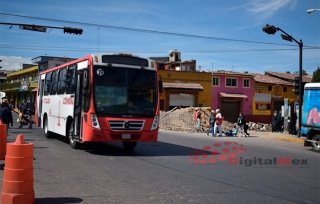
35;53;163;149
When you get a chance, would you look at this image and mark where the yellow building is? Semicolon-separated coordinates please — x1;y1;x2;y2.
252;74;298;123
3;64;38;108
159;70;212;111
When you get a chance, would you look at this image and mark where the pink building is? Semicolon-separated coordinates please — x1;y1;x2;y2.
211;70;254;122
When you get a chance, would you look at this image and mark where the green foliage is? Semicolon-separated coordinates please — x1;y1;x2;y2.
312;67;320;82
293;70;308;76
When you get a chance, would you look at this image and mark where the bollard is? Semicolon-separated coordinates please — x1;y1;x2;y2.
0;120;6;160
1;135;35;204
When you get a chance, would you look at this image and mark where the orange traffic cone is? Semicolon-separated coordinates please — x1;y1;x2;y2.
1;134;35;204
0;120;6;160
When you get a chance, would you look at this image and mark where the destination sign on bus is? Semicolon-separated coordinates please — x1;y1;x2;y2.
102;55;148;67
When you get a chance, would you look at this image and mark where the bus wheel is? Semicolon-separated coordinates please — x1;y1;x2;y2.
44;117;53;138
68;122;80;149
312;134;320;152
122;142;137;150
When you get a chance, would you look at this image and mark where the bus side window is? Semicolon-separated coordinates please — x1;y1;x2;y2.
44;72;52;96
57;68;67;95
66;65;76;94
50;70;58;95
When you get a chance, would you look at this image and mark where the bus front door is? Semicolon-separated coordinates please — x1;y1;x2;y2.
73;70;83;140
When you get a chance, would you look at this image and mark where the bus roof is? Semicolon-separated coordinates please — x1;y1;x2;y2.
305;83;320;88
39;53;154;75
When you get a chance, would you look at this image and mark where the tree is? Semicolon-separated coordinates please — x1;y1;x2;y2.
312;67;320;82
293;70;308;76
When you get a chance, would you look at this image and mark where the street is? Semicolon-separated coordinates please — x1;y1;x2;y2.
0;116;319;204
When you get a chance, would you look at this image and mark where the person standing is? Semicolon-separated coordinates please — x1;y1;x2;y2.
290;109;297;135
277;110;282;132
215;109;223;137
0;99;13;137
192;108;199;130
196;108;202;132
272;110;277;132
206;110;216;136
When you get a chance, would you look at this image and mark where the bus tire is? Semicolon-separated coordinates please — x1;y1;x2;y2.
311;134;320;152
122;142;137;150
44;116;54;138
69;122;80;149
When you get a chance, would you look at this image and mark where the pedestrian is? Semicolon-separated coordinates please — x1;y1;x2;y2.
192;108;198;130
0;99;13;137
235;112;248;137
277;110;282;132
290;109;297;135
196;108;202;132
9;100;14;111
272;110;277;132
215;109;223;137
242;112;250;136
206;110;216;136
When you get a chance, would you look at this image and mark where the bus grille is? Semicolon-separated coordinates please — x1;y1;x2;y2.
109;120;144;131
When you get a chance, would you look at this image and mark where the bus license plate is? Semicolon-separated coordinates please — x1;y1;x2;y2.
122;134;131;139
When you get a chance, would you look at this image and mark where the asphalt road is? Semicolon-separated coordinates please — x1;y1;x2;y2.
0;115;319;204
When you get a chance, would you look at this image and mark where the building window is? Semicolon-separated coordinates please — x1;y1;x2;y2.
32;73;38;81
25;75;29;81
268;85;272;91
226;78;237;87
212;77;219;86
243;79;250;88
283;87;287;92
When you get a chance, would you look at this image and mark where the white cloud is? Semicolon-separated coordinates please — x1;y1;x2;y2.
244;0;297;23
0;56;33;71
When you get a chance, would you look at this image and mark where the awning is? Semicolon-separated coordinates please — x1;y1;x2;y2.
163;82;203;90
219;92;248;98
31;88;38;92
1;88;21;93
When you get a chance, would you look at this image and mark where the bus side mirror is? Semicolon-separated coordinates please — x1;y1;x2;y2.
159;80;163;93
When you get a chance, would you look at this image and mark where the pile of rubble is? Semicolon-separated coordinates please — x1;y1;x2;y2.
159;107;272;133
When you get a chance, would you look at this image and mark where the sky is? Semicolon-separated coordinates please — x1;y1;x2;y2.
0;0;319;75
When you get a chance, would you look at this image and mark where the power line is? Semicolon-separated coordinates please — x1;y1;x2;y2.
0;44;318;53
0;12;312;47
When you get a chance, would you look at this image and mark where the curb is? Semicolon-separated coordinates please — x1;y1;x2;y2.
272;136;304;144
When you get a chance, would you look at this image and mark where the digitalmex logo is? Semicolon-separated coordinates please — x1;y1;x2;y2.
188;142;309;168
188;141;247;165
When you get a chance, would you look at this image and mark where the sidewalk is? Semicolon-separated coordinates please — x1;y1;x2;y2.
248;130;304;144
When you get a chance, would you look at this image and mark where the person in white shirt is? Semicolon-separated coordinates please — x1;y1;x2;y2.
215;109;223;136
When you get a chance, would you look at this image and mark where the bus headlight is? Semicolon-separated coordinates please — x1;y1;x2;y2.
91;114;101;130
150;116;159;131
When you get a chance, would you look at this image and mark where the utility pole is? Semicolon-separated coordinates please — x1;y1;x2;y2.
262;24;303;137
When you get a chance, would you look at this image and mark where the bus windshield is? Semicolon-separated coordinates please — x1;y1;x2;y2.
93;65;157;117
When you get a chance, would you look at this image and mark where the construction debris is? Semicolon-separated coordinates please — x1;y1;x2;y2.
159;107;272;133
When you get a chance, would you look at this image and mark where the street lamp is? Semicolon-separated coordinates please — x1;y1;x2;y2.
262;24;303;137
307;9;320;13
